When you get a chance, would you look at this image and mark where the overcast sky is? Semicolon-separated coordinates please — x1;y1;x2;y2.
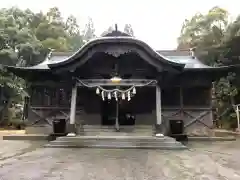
1;0;239;50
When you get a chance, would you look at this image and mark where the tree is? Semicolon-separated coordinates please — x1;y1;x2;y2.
0;7;47;66
46;7;63;25
101;26;114;36
177;6;240;128
42;37;69;52
178;7;229;65
65;15;84;51
0;6;94;125
82;17;96;41
124;24;134;36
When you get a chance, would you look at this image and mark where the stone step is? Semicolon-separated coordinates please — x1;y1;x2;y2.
83;125;153;129
82;129;153;132
82;128;153;131
45;144;186;149
51;140;178;146
45;136;187;150
82;130;153;133
82;126;153;132
81;125;153;136
56;136;177;142
90;129;154;131
83;132;153;136
50;139;181;144
44;144;187;150
49;141;183;148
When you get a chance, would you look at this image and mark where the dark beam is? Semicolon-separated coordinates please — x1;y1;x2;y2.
30;82;72;87
76;79;157;87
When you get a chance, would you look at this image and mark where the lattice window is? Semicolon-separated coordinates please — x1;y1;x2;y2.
182;87;210;106
43;88;52;106
58;88;71;106
31;86;43;106
161;87;180;107
31;86;71;107
131;88;155;113
49;87;57;106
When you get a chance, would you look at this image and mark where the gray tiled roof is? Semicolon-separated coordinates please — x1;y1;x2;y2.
156;50;211;69
44;50;211;69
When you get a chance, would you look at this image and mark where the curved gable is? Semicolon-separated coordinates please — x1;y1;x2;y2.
48;35;185;72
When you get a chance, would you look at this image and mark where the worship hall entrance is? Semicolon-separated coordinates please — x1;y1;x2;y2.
101;99;135;126
99;86;156;129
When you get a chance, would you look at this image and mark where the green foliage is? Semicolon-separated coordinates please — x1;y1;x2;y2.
178;6;240;128
215;73;238;100
178;7;229;56
0;6;95;66
0;6;97;125
8;107;25;129
42;38;69;52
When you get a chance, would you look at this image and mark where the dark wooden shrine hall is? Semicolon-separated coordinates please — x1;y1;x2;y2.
3;28;240;137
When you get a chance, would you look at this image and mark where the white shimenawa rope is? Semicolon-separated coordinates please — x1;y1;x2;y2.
76;78;156;93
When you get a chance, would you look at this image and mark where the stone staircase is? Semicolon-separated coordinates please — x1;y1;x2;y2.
80;125;154;136
45;135;187;150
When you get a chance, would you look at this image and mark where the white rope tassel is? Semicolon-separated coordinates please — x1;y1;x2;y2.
96;87;100;94
132;87;136;94
122;93;125;100
127;91;131;101
101;91;105;101
108;92;111;100
114;91;118;101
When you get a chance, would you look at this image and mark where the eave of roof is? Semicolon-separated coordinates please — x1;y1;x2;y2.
2;34;238;72
47;36;185;70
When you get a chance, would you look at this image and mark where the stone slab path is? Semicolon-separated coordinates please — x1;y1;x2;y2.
0;140;240;180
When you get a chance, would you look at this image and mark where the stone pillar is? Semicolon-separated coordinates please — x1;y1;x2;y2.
67;83;78;137
155;84;163;136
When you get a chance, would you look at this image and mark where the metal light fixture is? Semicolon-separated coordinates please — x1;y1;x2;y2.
110;76;122;83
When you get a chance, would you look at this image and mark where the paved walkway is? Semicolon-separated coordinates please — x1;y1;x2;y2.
0;140;240;180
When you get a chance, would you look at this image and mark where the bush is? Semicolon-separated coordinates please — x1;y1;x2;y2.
8;118;25;129
220;112;238;130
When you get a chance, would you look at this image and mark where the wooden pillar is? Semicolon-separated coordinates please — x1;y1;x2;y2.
155;84;164;136
67;83;78;137
179;87;184;118
115;101;119;131
156;84;162;125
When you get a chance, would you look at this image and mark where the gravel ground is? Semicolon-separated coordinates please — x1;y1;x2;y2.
0;139;240;180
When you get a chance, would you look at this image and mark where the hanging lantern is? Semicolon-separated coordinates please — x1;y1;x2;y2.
101;91;105;101
132;87;136;94
122;92;125;100
108;92;111;100
96;88;100;94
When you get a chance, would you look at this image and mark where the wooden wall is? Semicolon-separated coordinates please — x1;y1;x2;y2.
26;84;213;136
